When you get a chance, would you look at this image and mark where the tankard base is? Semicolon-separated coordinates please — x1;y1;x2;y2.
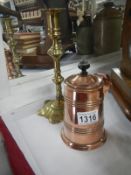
61;129;107;151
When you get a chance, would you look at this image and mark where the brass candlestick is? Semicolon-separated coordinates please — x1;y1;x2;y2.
2;17;23;78
4;49;18;80
39;9;64;123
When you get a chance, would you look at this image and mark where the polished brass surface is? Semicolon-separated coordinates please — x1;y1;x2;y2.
4;49;17;80
61;61;110;150
39;9;64;123
2;17;23;78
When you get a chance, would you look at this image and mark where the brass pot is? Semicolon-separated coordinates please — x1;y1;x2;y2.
61;61;111;150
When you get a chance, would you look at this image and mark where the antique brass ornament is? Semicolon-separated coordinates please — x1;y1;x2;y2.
2;17;23;78
4;49;17;80
39;8;64;123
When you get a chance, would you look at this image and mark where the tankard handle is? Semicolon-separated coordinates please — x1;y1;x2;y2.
95;73;112;95
78;60;90;75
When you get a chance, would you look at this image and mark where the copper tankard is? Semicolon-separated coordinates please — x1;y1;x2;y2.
61;61;111;150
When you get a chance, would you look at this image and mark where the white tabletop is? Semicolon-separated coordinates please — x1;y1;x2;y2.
2;90;131;175
2;51;131;175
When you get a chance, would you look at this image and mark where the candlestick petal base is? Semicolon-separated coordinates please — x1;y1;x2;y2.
39;99;64;123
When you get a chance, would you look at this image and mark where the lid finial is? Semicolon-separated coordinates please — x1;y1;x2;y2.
78;59;90;75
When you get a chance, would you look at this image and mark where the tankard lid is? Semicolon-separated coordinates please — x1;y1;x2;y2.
64;60;103;91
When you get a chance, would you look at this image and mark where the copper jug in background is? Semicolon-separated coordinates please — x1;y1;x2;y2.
61;60;111;150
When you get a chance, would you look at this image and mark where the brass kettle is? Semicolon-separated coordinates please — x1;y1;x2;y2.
61;60;111;150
